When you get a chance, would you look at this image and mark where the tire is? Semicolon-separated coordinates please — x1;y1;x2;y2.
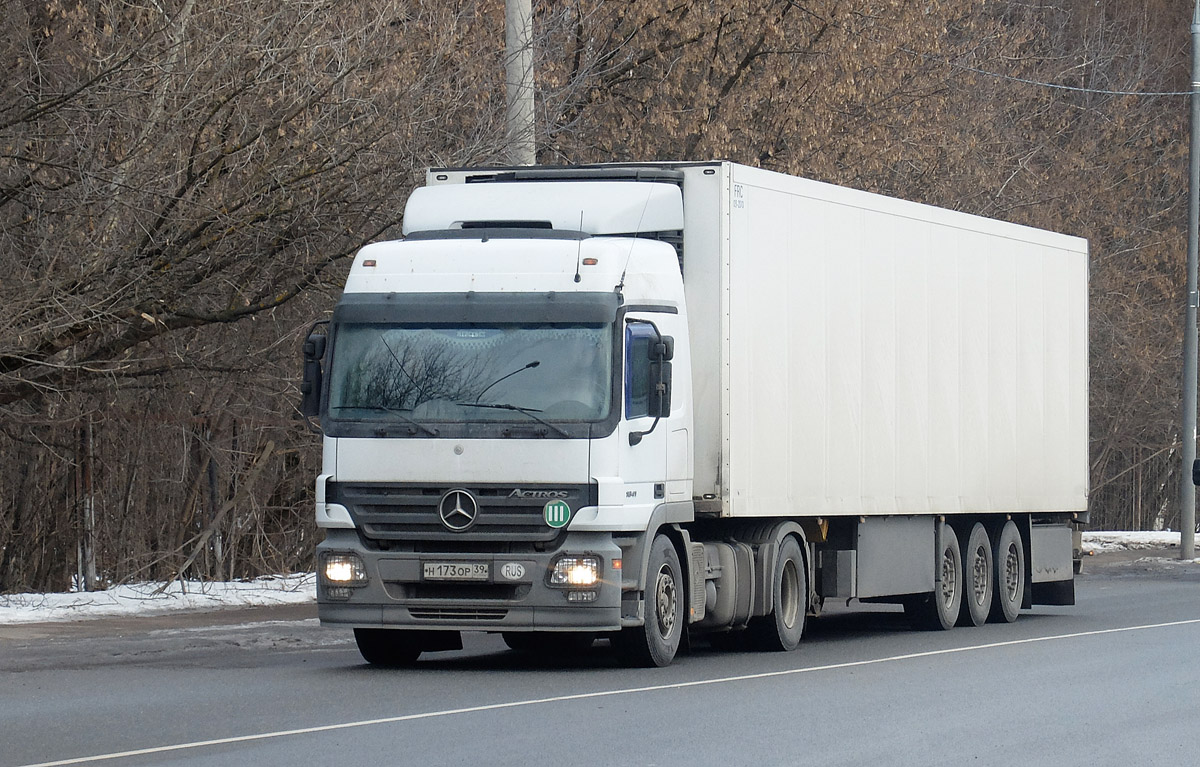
745;536;806;651
354;628;422;667
905;522;962;631
957;523;993;627
989;520;1025;623
502;632;595;655
612;534;684;667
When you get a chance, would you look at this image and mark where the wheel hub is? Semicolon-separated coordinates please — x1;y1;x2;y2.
971;544;989;604
780;559;800;629
655;565;677;637
1003;544;1021;601
940;546;957;604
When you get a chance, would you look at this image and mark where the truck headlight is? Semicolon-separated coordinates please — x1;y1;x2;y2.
321;552;368;587
550;555;601;587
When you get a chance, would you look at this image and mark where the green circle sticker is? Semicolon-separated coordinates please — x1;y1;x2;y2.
543;500;571;529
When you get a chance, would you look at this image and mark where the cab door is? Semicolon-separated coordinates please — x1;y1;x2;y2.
618;318;671;509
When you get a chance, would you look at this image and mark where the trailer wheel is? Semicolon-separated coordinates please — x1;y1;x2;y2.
746;536;806;651
989;520;1025;623
354;628;421;667
958;523;993;627
905;523;962;631
612;534;683;667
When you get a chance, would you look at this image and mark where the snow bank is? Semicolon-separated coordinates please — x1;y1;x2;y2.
0;573;315;625
1080;531;1187;553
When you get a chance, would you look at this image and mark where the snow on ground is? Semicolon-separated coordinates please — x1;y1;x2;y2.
1080;530;1189;553
0;531;1192;625
0;573;315;625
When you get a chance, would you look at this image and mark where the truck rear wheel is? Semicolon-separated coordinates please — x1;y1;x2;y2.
354;628;422;667
989;520;1025;623
905;523;962;631
957;523;993;627
746;536;806;651
612;534;683;667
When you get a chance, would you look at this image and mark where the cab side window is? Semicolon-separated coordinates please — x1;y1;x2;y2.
625;323;654;419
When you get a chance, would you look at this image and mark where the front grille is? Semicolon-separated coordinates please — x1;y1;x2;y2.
329;483;594;544
409;607;509;621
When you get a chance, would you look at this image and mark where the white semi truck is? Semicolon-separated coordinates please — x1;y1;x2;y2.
302;162;1088;667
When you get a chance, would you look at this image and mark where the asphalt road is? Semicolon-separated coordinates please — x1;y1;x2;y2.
2;551;1198;767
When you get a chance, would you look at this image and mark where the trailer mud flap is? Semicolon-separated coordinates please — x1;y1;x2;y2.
1032;579;1075;606
1030;523;1074;583
1029;521;1075;606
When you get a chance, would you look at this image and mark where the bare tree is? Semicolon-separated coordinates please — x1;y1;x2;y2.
0;0;513;591
1;0;1193;593
0;0;510;408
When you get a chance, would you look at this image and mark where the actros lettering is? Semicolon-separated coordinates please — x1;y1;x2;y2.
508;489;570;499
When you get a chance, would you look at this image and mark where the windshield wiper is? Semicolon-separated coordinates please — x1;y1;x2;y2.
475;361;540;403
456;402;570;438
331;405;439;436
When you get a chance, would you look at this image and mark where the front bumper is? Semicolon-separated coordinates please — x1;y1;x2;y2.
317;529;623;632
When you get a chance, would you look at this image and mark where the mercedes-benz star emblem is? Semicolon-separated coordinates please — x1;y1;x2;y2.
438;489;479;532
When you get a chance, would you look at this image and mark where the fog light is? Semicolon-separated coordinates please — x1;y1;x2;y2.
550;555;600;587
326;586;353;600
321;552;367;586
566;590;597;602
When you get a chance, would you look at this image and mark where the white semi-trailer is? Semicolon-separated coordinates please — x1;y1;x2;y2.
302;162;1088;667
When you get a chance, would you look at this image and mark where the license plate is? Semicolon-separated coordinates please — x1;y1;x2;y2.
422;561;489;581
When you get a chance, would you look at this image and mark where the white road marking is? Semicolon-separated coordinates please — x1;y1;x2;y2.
16;618;1200;767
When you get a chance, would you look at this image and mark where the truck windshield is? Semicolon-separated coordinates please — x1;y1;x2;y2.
327;323;613;423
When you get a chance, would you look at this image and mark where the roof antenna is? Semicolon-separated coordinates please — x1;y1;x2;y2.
615;188;655;295
573;210;584;283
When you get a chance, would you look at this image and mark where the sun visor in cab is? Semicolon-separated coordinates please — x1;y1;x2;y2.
401;182;684;236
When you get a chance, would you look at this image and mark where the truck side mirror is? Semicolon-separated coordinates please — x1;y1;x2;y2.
648;357;672;418
301;329;328;418
650;336;674;361
626;321;674;446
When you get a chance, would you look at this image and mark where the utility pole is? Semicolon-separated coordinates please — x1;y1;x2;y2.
1181;0;1200;561
79;415;98;591
505;0;536;166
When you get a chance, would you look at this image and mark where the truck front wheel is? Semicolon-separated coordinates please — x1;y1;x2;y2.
354;628;422;667
612;534;684;668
